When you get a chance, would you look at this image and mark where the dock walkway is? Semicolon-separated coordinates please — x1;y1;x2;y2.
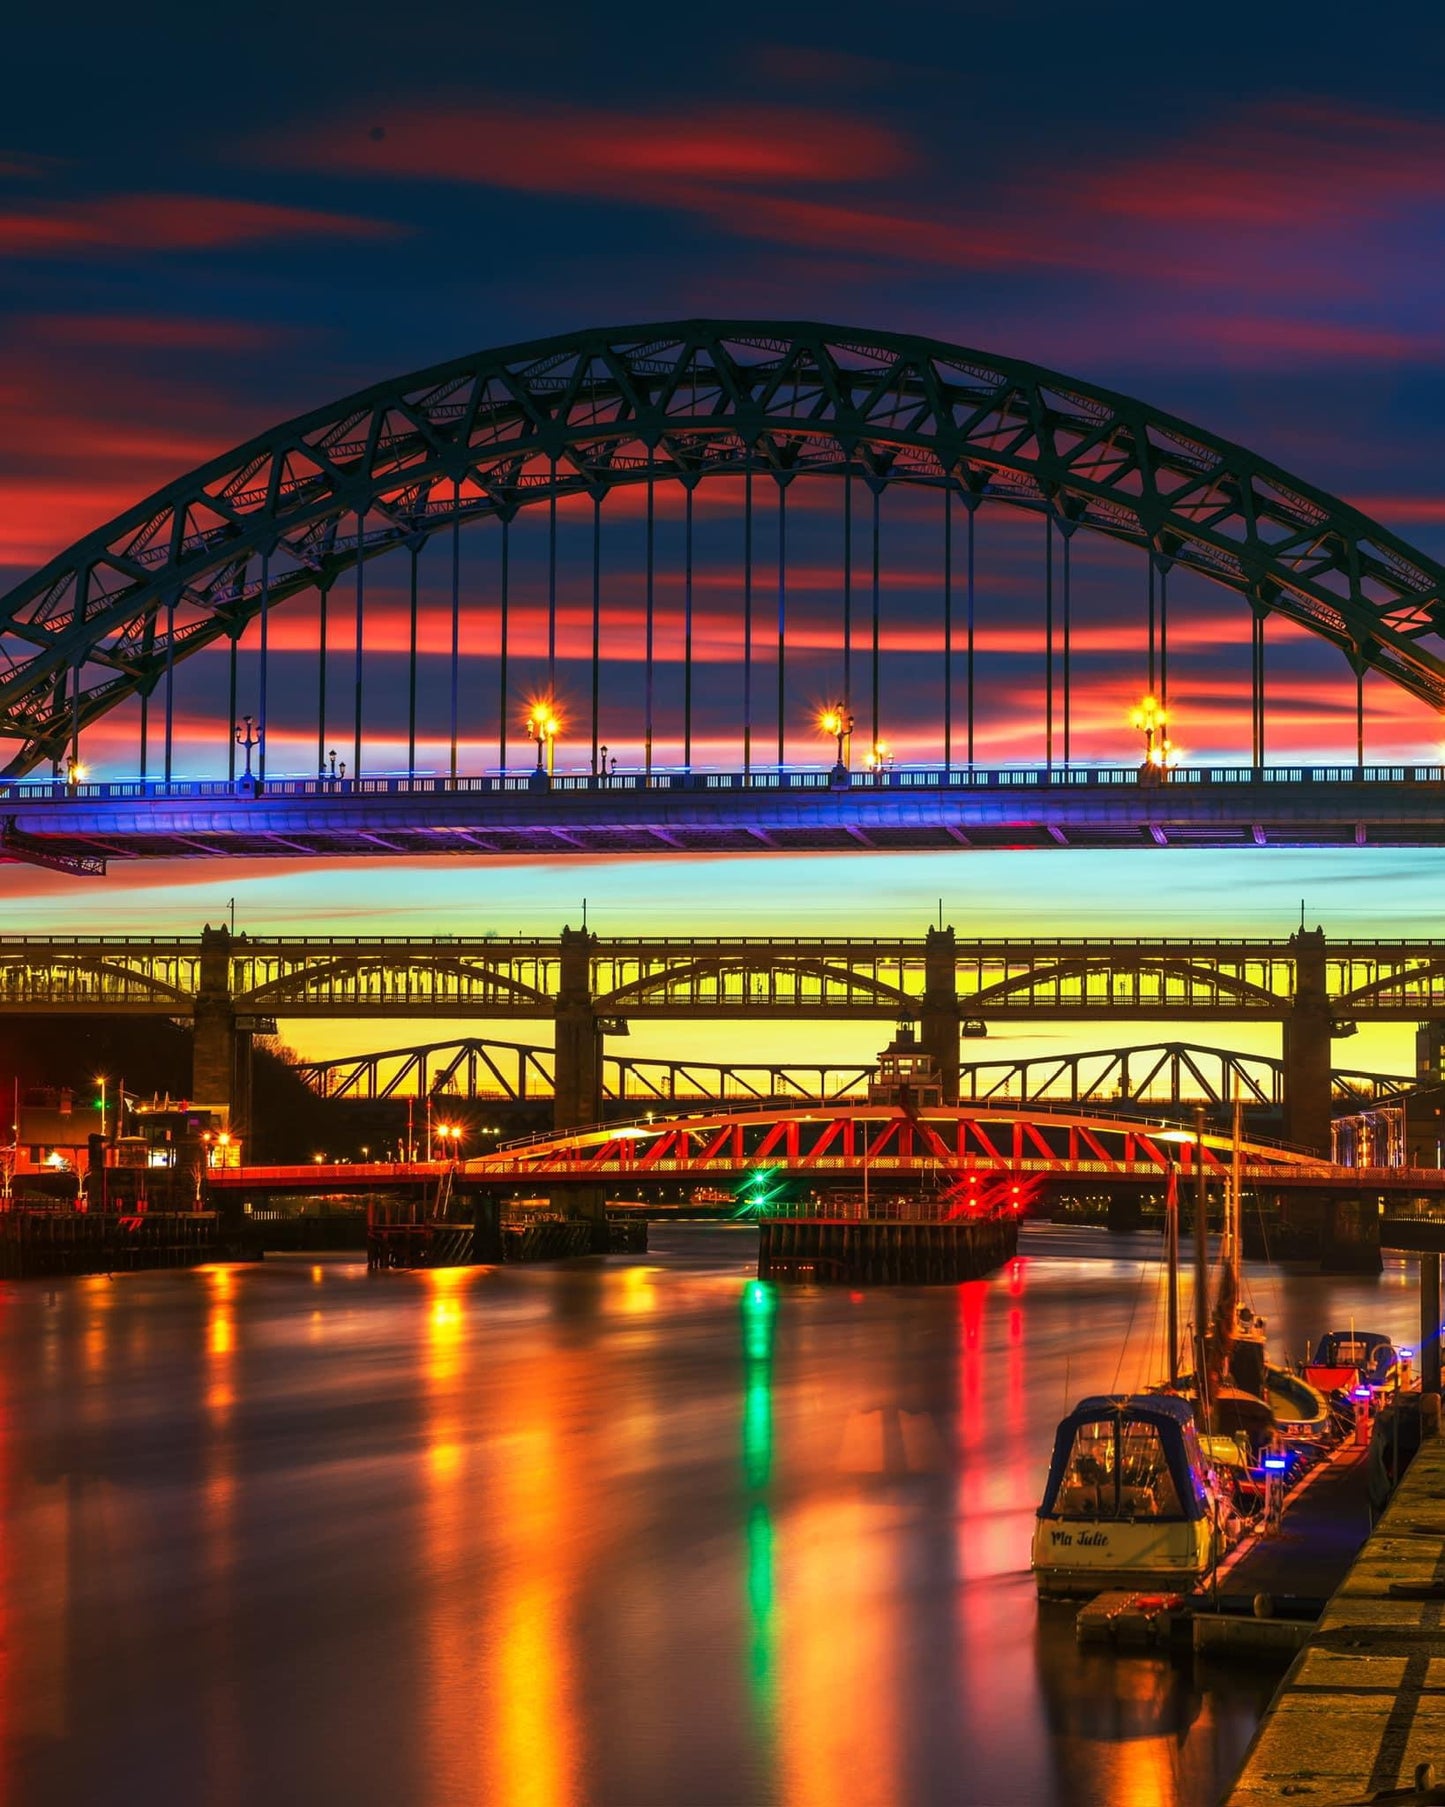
1206;1444;1375;1619
1224;1421;1445;1804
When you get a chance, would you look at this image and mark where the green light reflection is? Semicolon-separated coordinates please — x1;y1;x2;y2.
740;1280;779;1724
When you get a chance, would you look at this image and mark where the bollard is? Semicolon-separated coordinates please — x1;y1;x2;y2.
1328;1760;1445;1804
1422;1393;1442;1440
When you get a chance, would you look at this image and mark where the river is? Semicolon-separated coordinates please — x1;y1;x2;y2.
0;1223;1422;1807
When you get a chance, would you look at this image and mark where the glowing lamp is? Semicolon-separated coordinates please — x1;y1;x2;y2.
525;700;562;777
1262;1455;1287;1472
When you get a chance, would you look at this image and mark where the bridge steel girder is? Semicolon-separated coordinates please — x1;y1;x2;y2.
295;1031;1408;1114
6;318;1445;778
470;1103;1424;1193
11;933;1445;1024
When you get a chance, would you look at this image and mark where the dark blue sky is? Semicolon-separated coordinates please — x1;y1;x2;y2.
6;0;1445;1020
6;0;1445;540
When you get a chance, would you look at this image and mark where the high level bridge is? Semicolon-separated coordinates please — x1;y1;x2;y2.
5;923;1444;1152
5;320;1445;873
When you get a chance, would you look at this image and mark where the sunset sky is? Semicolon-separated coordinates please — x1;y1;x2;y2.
5;1;1445;1072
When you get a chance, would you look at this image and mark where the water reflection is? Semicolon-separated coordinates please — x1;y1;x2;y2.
741;1281;778;1759
0;1226;1409;1806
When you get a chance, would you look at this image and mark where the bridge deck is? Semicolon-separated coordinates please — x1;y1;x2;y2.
9;767;1445;868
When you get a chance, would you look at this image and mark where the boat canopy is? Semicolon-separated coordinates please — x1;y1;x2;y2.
1312;1330;1398;1386
1038;1393;1210;1525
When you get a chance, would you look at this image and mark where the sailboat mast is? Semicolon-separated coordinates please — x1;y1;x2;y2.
1166;1160;1180;1385
1193;1104;1211;1430
1230;1096;1243;1290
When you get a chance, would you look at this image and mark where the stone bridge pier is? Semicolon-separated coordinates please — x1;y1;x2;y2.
920;925;961;1104
1284;927;1379;1273
552;925;608;1249
191;925;252;1144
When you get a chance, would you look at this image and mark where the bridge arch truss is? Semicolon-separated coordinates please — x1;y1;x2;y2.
6;319;1445;782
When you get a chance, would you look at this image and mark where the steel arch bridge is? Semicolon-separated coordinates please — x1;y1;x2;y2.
464;1102;1410;1194
7;319;1445;869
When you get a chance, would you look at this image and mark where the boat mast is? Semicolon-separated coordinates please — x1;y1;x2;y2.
1230;1095;1243;1294
1166;1158;1180;1385
1204;1094;1245;1403
1193;1104;1211;1431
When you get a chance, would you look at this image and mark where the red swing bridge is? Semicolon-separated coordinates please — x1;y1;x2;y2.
210;1100;1445;1277
455;1100;1445;1281
463;1099;1434;1191
217;1100;1445;1204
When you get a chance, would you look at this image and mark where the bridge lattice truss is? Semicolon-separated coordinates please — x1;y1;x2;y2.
5;319;1445;777
472;1105;1338;1187
294;1034;1409;1110
5;932;1445;1027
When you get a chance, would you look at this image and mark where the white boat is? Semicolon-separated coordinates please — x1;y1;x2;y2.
1032;1393;1231;1597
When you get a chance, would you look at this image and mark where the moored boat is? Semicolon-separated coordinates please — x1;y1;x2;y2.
1031;1393;1234;1597
1308;1328;1408;1395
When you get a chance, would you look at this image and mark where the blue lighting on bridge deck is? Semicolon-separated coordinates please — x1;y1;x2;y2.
12;762;1445;874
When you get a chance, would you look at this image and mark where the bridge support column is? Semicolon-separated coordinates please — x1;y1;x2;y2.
470;1188;504;1265
231;1026;253;1147
1320;1193;1382;1275
1283;927;1333;1157
192;925;243;1132
553;926;601;1133
1420;1252;1442;1394
553;926;607;1250
921;925;960;1103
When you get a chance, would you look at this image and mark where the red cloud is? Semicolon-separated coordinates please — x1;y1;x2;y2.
29;314;279;352
0;193;395;257
302;101;910;200
0;336;262;570
1347;496;1445;526
1216;318;1445;361
1084;102;1445;229
282;92;1445;345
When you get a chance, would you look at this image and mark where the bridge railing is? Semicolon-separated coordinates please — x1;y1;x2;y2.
6;763;1445;802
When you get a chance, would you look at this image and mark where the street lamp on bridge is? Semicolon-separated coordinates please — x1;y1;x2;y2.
526;701;560;789
1131;694;1179;785
434;1122;465;1161
817;706;854;787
